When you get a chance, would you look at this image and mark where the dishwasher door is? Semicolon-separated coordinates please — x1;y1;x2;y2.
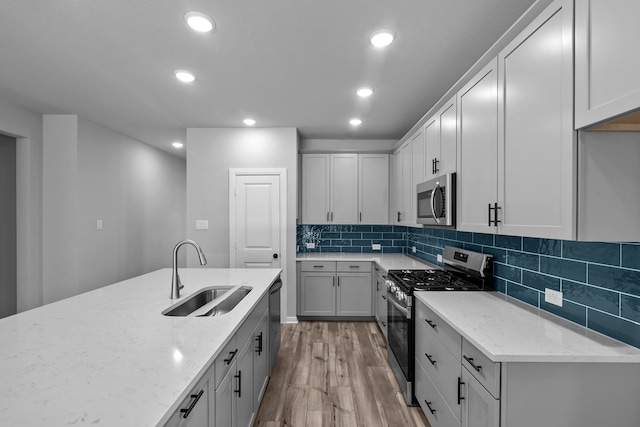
268;277;282;374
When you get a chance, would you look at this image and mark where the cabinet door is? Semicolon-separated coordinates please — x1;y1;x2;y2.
461;368;499;427
359;154;389;224
393;150;403;224
236;343;255;427
376;291;388;339
215;361;236;427
424;116;439;180
497;0;576;239
299;272;336;316
456;59;499;234
400;142;414;225
411;129;425;201
301;154;330;224
439;98;457;175
575;0;640;128
336;273;372;316
330;154;358;224
253;313;269;406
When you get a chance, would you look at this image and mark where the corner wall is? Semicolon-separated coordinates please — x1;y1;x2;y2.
186;128;298;322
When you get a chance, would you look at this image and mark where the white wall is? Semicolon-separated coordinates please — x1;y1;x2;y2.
0;98;43;311
186;127;298;322
41;115;187;304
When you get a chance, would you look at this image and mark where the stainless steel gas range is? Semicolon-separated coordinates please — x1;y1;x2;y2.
386;246;493;406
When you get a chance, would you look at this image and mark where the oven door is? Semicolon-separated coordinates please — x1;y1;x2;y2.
387;291;414;405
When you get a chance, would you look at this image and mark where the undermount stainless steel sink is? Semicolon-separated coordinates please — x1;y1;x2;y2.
162;286;252;317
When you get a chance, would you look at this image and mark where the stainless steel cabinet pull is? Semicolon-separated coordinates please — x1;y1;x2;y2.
180;390;204;418
463;355;482;372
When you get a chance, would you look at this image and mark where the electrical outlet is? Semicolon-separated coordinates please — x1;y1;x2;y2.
96;220;103;230
195;220;209;230
372;243;381;250
306;242;315;249
412;246;417;253
545;288;563;307
437;254;443;263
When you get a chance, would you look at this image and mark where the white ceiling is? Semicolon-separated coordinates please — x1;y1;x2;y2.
0;0;536;156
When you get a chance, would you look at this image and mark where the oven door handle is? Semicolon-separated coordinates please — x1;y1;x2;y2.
431;183;441;224
388;297;410;319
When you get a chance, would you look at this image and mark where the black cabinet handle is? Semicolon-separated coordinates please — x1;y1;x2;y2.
488;202;502;226
234;370;242;397
434;158;439;174
397;211;401;222
425;353;436;366
381;321;386;326
425;319;436;329
424;399;436;414
255;332;263;355
180;390;204;419
463;355;483;372
224;349;238;365
458;377;465;405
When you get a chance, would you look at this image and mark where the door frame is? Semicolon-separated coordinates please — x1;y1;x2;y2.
229;168;287;271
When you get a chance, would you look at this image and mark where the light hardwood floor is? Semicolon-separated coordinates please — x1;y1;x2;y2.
254;321;431;427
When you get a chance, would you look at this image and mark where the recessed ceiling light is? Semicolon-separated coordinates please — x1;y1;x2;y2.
349;118;363;126
174;70;196;83
172;141;184;149
184;11;215;33
243;118;256;126
369;29;396;47
357;87;374;97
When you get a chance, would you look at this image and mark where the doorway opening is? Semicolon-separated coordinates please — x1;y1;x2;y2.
0;133;17;318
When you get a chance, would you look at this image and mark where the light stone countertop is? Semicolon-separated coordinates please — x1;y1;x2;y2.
296;252;438;271
0;268;281;427
415;291;640;363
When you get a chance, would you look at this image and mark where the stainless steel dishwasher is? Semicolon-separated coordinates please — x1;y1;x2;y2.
268;277;282;374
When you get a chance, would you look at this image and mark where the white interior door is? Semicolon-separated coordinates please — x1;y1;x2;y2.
231;172;282;268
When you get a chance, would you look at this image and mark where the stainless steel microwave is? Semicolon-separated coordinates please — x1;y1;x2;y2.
416;172;456;227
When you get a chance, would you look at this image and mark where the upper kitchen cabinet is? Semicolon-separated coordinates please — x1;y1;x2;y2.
302;153;358;224
575;0;640;129
456;59;499;235
393;141;414;225
425;96;457;180
359;154;389;224
494;0;576;239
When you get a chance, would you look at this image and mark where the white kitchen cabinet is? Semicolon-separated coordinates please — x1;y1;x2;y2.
215;359;235;427
358;154;389;224
425;96;457;180
411;128;425;211
253;312;269;405
166;368;211;427
575;0;640;129
374;264;387;339
235;340;254;427
456;59;498;234
301;153;358;224
393;141;413;225
298;261;372;318
457;0;576;239
461;367;499;427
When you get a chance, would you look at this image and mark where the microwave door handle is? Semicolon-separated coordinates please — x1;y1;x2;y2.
431;183;440;224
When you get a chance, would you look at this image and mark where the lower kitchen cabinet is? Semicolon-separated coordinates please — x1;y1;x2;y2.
166;367;212;427
461;367;499;427
374;264;388;338
298;261;372;318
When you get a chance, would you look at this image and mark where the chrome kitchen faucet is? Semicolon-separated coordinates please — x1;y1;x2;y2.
171;239;207;299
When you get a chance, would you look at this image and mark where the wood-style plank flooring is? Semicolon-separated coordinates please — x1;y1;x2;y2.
254;321;430;427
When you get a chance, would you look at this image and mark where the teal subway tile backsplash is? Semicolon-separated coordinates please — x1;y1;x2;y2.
296;224;640;349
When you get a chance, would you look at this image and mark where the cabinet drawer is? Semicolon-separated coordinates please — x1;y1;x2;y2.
416;301;462;361
300;261;336;272
415;319;462;418
166;372;210;427
336;261;371;272
214;335;238;389
237;294;268;348
415;359;462;427
462;338;501;398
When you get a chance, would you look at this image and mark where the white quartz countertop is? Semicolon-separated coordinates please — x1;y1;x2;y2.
0;268;281;427
414;291;640;363
296;252;437;271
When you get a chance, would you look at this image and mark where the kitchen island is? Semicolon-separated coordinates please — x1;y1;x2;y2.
0;268;281;426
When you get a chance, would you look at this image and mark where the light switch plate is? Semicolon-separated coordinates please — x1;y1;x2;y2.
372;243;381;250
96;220;103;230
412;246;417;253
306;242;315;249
437;254;443;263
545;288;563;307
195;220;209;230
